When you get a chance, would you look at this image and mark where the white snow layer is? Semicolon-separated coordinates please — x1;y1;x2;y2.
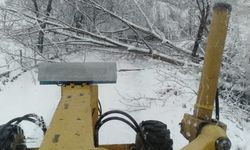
0;59;249;150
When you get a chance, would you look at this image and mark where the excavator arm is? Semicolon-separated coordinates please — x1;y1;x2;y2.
180;3;232;150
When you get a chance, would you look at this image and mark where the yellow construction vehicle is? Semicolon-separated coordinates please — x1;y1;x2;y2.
0;2;232;150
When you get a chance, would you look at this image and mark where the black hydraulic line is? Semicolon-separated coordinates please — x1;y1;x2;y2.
97;117;138;133
15;117;47;133
95;110;141;132
98;99;102;116
0;120;26;149
94;110;146;148
6;114;38;124
94;116;138;147
0;114;47;149
99;117;138;132
215;89;220;120
3;114;47;134
38;116;47;133
0;117;33;137
0;113;47;148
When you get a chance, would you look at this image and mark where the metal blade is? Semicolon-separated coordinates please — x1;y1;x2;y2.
38;62;117;85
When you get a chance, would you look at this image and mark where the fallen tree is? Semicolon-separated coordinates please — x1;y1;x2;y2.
0;0;199;67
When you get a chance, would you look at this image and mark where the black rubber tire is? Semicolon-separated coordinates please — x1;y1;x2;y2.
136;120;173;150
0;125;26;150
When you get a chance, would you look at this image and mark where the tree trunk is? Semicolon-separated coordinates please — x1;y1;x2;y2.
37;28;45;53
192;21;205;57
192;0;210;57
31;0;53;54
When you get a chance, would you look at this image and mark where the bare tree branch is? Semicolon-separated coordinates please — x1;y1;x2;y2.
0;6;200;67
81;0;191;55
192;0;210;57
31;0;39;18
30;0;54;53
132;0;154;31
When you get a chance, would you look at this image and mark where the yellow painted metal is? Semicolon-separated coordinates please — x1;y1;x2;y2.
30;144;134;150
38;84;106;150
181;125;227;150
180;3;231;144
180;114;227;142
90;85;99;130
35;83;133;150
193;4;231;120
100;144;135;150
29;148;109;150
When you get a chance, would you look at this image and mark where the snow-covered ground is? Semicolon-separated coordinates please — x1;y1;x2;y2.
0;0;4;5
0;45;250;149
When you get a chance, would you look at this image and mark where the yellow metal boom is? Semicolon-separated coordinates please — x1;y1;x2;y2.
194;3;232;120
181;3;232;150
